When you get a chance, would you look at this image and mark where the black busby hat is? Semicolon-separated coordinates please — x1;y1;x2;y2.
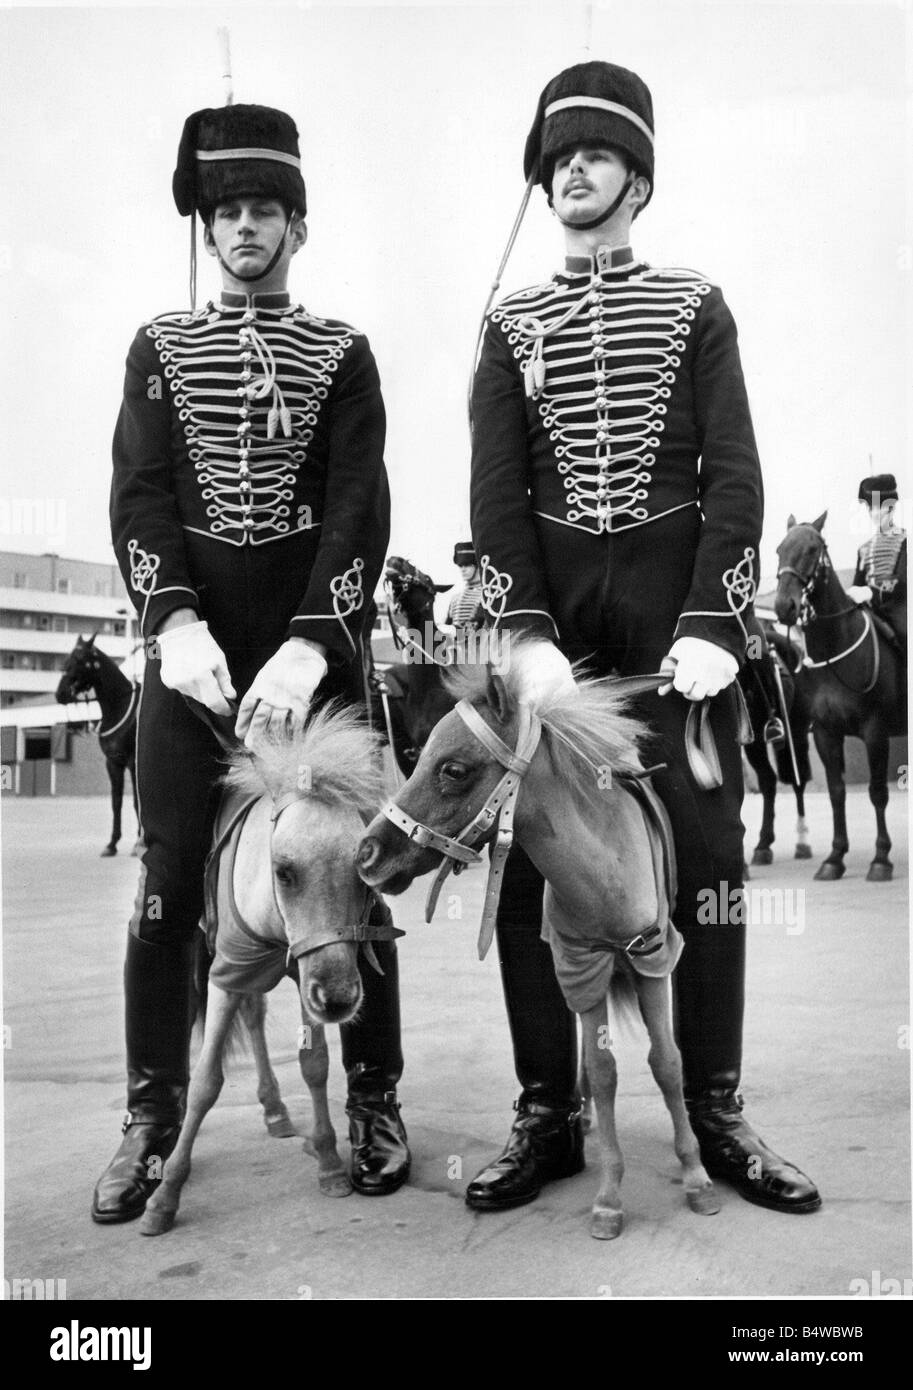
858;474;898;505
523;61;654;206
453;542;477;566
173;104;306;220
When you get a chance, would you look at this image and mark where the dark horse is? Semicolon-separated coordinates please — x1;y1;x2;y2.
379;556;457;775
55;634;141;857
775;512;905;881
739;621;813;866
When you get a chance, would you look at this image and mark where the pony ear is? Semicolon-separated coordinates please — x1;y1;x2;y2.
485;667;512;724
88;629;98;645
811;510;828;532
786;513;797;529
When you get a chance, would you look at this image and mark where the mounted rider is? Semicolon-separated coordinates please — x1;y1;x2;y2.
435;541;485;638
93;101;410;1224
847;473;907;654
468;60;820;1215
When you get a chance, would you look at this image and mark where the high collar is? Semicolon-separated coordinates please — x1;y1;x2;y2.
218;290;292;311
563;245;637;276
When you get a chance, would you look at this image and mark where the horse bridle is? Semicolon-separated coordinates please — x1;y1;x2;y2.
379;698;543;961
268;788;401;974
777;534;879;693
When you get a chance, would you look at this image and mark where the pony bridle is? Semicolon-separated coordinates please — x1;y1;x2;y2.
776;540;830;625
379;699;543;962
269;790;401;975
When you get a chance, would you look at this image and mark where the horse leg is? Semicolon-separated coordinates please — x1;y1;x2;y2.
746;743;776;865
297;1008;352;1197
794;786;812;859
634;976;719;1216
581;1000;625;1239
102;759;124;856
812;724;848;879
862;721;893;881
238;993;296;1137
139;985;241;1235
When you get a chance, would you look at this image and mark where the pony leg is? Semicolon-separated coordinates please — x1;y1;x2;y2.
746;743;776;865
634;975;719;1216
812;724;848;879
130;761;144;856
103;759;124;856
581;1000;625;1239
238;993;296;1137
577;1036;593;1134
794;786;812;860
297;1008;351;1197
862;721;893;880
139;984;241;1236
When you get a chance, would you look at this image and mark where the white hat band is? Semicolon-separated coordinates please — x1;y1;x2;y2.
195;147;301;168
543;96;654;147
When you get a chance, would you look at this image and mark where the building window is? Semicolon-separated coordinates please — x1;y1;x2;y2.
1;653;14;669
37;615;51;631
113;620;126;637
21;613;33;627
52;615;67;632
13;573;28;588
56;578;71;594
39;654;56;671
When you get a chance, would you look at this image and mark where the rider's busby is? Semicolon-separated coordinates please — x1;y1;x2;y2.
173;104;307;221
453;542;476;566
858;474;899;506
523;61;655;205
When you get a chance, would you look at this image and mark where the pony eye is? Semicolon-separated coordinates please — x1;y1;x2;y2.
440;761;469;781
274;863;297;888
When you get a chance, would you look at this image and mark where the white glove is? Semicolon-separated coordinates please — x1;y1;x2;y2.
504;639;576;706
659;637;738;702
846;585;873;606
235;639;328;748
156;620;236;716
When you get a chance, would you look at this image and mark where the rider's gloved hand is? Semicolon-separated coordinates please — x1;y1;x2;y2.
658;637;738;702
156;620;236;716
846;584;873;606
235;639;328;748
504;639;576;706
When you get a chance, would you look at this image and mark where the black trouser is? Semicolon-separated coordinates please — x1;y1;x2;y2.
495;511;747;1106
125;647;403;1120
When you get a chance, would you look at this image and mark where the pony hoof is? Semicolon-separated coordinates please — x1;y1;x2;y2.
100;846;117;858
814;861;845;881
139;1207;176;1236
590;1208;624;1240
319;1171;353;1198
131;841;143;857
265;1112;297;1138
866;862;893;882
686;1185;721;1216
794;844;813;859
751;848;773;866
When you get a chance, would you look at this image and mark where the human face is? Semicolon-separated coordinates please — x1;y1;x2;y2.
458;563;478;582
204;197;303;285
550;145;632;226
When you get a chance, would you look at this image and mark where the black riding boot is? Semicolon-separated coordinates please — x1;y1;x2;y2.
341;938;410;1196
91;933;194;1223
466;849;583;1211
674;921;821;1213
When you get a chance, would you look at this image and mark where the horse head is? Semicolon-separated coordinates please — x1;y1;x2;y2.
358;666;519;894
774;511;829;626
384;555;438;627
226;706;394;1025
55;633;101;704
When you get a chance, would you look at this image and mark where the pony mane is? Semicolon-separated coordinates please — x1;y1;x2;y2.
224;701;387;815
444;639;650;798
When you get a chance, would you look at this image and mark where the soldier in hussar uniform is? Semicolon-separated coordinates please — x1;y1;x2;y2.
93;104;410;1223
435;542;485;637
847;473;907;655
468;61;820;1215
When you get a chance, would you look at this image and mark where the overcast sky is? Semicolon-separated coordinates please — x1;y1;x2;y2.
0;0;909;590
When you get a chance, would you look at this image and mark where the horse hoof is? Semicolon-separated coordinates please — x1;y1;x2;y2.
814;861;845;881
866;862;893;882
794;844;813;859
139;1207;176;1236
265;1111;297;1139
131;841;143;857
686;1185;721;1216
318;1171;353;1198
751;848;773;866
590;1208;624;1240
100;846;117;858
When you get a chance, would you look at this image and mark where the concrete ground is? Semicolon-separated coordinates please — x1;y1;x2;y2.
2;784;910;1301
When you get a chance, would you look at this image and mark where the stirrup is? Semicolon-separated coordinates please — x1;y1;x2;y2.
763;717;785;746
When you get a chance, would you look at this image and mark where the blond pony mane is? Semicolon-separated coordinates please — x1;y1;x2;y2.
444;639;650;797
224;701;386;815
